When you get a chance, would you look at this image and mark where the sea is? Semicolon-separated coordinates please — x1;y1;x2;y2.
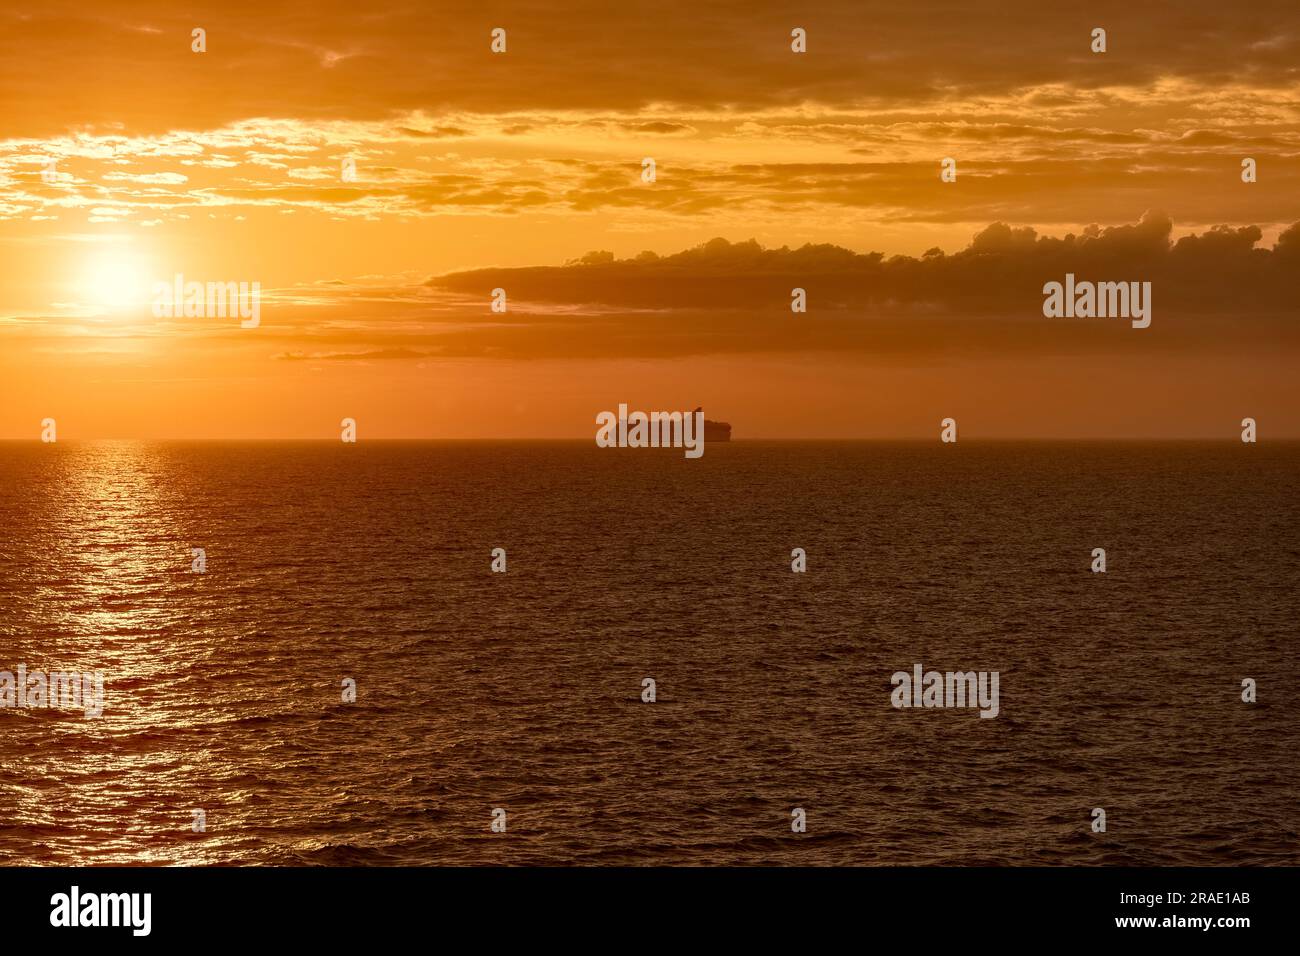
0;440;1296;865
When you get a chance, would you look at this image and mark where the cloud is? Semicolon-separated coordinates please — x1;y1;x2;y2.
394;126;471;138
4;1;1300;138
209;214;1300;362
430;213;1300;315
275;347;431;361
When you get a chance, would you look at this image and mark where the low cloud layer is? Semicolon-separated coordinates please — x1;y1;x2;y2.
434;213;1299;313
406;214;1300;360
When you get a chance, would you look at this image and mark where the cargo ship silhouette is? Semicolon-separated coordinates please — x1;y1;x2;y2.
612;407;732;442
697;408;732;442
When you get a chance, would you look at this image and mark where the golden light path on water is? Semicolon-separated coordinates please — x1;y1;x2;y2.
11;443;256;864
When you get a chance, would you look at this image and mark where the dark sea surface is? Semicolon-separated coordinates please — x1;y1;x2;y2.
0;440;1296;866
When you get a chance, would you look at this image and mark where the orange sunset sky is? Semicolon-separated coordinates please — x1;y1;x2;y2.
1;0;1298;439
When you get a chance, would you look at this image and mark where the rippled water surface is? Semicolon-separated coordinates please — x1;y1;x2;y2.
0;441;1296;865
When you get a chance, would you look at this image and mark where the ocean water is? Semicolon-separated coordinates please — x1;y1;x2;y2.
0;440;1295;866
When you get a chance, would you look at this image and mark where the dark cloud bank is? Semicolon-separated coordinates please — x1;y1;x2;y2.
408;215;1300;360
433;213;1299;315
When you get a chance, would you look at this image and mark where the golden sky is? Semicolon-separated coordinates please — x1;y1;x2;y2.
2;0;1298;438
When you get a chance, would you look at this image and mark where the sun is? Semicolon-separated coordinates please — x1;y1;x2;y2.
75;247;155;313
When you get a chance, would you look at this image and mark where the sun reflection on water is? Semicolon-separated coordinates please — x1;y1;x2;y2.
4;441;224;864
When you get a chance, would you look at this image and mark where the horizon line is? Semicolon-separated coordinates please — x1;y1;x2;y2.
1;436;1292;444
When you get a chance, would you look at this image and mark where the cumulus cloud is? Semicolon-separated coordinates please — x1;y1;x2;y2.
430;213;1300;317
203;215;1296;363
